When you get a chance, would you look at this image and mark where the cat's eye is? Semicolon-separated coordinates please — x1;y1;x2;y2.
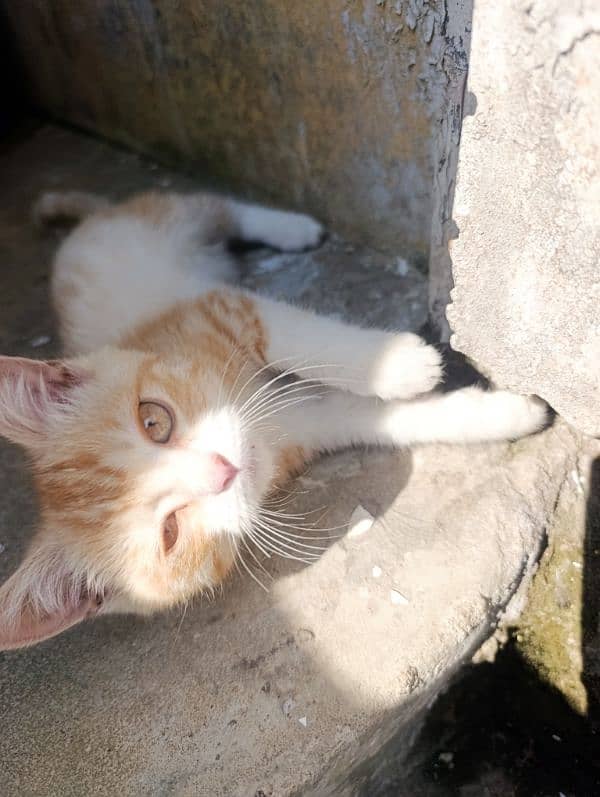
138;401;174;443
163;511;179;553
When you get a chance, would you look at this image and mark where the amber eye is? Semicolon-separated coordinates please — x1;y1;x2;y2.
139;401;174;443
163;511;179;554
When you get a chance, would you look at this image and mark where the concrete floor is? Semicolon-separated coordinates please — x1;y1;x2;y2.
0;125;595;795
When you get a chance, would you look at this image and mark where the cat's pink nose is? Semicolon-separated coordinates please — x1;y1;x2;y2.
209;453;239;494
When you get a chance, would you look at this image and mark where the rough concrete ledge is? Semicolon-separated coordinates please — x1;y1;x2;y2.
0;127;578;795
0;424;576;796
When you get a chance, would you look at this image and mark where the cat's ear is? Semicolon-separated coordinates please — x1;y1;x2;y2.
0;356;84;447
0;545;103;650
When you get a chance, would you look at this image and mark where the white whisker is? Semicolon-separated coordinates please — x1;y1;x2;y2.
251;530;320;564
252;517;331;552
231;530;270;592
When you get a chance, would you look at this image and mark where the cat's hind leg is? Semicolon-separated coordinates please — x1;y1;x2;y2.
225;200;325;252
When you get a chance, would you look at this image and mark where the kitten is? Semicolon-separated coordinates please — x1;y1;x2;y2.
0;190;547;649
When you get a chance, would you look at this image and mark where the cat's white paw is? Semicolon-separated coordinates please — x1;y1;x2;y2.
267;211;325;252
486;391;549;440
449;388;549;442
370;333;443;400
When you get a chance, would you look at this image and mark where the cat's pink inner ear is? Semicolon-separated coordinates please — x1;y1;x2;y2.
0;356;84;446
0;561;103;651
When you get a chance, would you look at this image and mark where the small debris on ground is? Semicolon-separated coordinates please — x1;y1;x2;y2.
30;334;51;348
570;468;584;494
385;256;409;277
298;716;307;728
390;588;409;606
282;698;295;718
439;751;454;764
347;504;374;538
253;253;294;275
0;542;5;554
371;565;382;578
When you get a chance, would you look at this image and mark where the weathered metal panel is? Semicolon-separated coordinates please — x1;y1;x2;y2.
3;1;453;252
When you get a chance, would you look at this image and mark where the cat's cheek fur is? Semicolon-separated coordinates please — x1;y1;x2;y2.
116;535;236;614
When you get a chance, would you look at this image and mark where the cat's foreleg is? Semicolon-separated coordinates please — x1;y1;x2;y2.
249;293;443;400
278;386;547;454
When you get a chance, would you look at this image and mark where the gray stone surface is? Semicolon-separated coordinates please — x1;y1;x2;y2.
0;126;577;794
441;0;600;436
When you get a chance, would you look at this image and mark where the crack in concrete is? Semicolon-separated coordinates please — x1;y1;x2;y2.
552;27;600;75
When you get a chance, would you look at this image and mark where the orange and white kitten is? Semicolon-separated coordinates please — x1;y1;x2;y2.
0;190;546;649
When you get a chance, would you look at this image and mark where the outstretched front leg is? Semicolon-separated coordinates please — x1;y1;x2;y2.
247;293;443;400
276;386;548;460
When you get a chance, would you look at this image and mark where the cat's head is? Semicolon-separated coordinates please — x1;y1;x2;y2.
0;348;275;649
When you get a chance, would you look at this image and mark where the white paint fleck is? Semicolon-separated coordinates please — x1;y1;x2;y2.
388;256;409;276
570;468;584;494
422;10;435;43
347;505;375;538
372;565;383;578
282;698;295;717
572;561;583;570
254;253;296;274
390;588;409;605
340;10;358;64
30;334;51;348
298;716;308;728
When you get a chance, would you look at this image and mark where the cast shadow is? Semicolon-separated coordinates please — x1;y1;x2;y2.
361;456;600;795
583;457;600;729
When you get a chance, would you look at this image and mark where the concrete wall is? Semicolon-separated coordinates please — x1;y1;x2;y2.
2;0;464;255
437;0;600;435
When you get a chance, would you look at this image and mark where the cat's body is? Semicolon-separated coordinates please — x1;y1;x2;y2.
0;190;547;649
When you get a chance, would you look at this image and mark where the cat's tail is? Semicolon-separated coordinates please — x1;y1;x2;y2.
32;191;111;228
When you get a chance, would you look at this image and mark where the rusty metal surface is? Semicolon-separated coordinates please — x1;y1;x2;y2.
2;1;452;254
